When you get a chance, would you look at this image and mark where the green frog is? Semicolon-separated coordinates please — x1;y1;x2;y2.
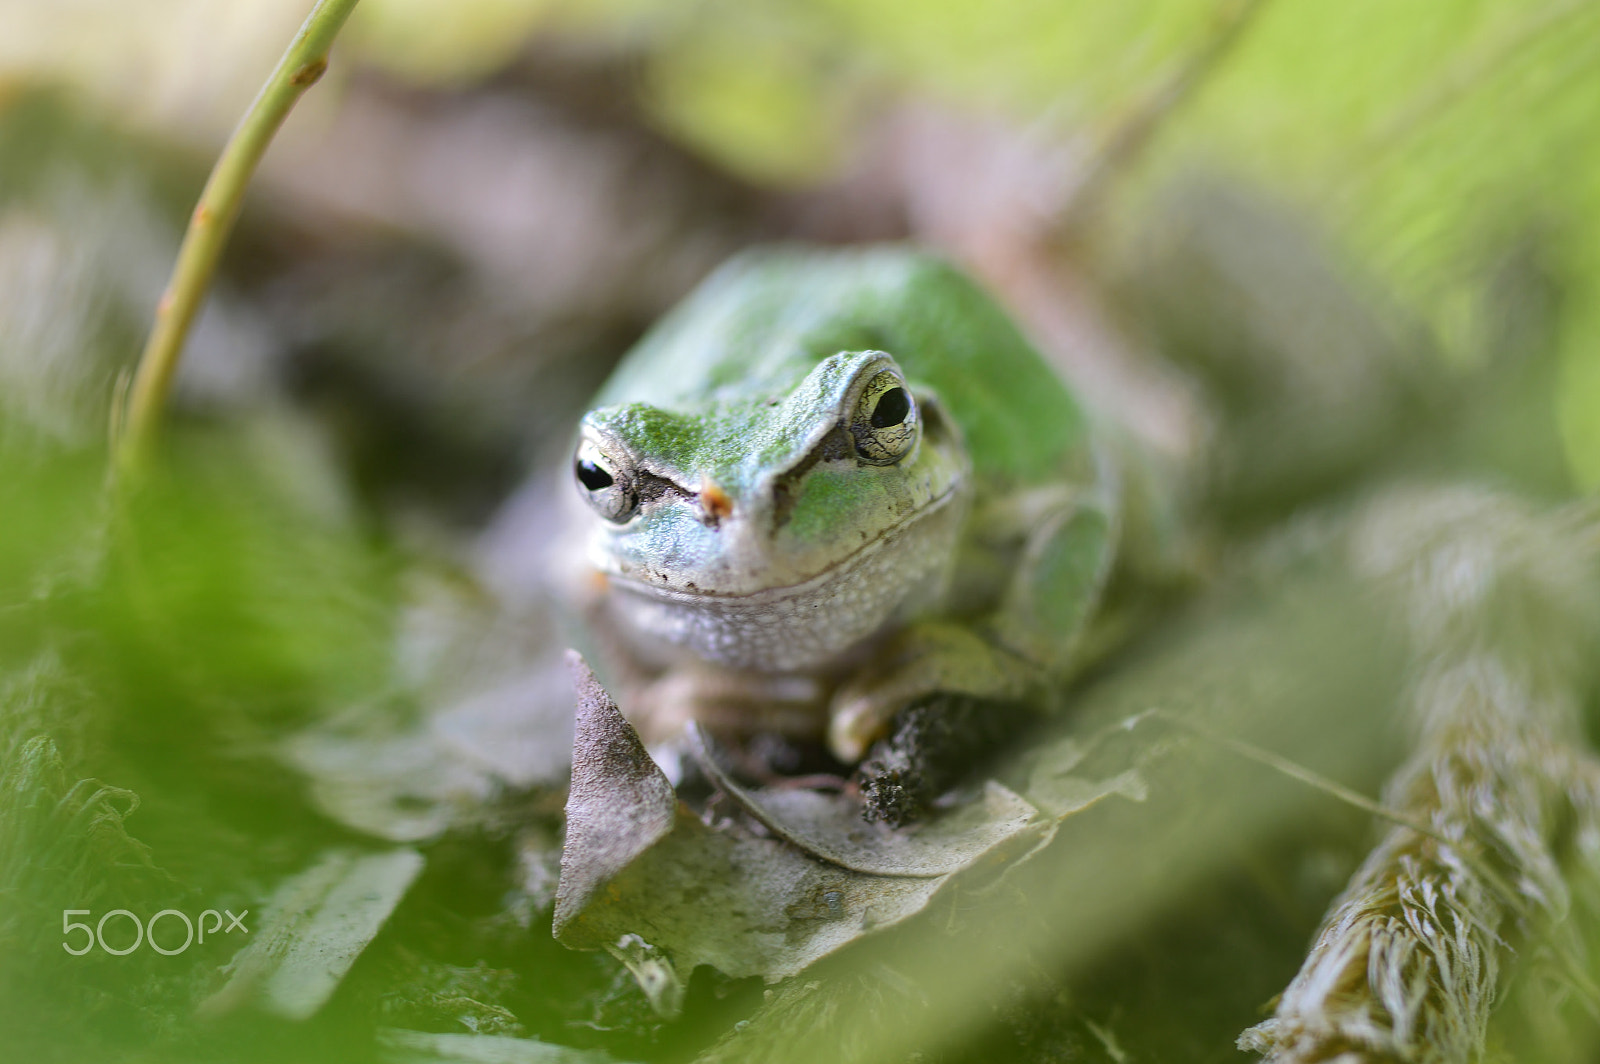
565;245;1121;822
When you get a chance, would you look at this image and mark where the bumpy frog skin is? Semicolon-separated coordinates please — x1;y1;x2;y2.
579;347;967;672
567;245;1117;764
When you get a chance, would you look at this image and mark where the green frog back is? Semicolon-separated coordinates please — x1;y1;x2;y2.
596;245;1095;493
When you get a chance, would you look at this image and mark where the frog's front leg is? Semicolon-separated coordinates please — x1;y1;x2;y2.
833;494;1118;823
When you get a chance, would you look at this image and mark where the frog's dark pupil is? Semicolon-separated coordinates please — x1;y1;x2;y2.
870;387;910;428
576;459;614;491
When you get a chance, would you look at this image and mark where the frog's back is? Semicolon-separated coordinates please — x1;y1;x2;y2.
599;245;1091;489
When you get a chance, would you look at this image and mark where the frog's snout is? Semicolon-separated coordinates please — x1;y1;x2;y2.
698;481;734;527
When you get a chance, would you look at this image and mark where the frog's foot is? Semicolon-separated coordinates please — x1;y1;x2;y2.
855;692;1033;825
827;622;1038;764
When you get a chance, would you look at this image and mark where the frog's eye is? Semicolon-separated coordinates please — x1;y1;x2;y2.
573;439;637;522
850;370;918;464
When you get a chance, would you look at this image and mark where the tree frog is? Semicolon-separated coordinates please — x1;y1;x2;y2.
565;245;1119;822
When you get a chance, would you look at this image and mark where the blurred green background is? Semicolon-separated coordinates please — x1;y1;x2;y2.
7;0;1599;479
4;1;1600;1062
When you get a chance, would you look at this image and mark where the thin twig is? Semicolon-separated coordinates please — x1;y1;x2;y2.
1163;706;1600;1034
1368;0;1599;155
1148;707;1566;957
1147;711;1447;844
1335;0;1600;222
1056;0;1276;237
113;0;361;480
1243;490;1600;1062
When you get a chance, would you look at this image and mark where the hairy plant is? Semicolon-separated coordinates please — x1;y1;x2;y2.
1243;489;1600;1063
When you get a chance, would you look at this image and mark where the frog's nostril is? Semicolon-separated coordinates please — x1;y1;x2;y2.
699;481;734;526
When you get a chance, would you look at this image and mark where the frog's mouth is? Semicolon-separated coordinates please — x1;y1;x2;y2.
602;481;961;604
598;485;964;672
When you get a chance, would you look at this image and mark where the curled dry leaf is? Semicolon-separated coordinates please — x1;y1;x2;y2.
552;651;1152;1001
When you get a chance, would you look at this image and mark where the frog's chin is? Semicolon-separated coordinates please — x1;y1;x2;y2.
599;490;964;672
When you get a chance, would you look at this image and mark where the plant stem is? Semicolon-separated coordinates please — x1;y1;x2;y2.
1055;0;1274;239
114;0;360;479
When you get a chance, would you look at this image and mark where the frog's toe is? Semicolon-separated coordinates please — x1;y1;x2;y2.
828;623;1038;763
828;690;902;763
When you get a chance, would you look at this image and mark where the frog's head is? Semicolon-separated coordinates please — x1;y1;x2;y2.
570;349;969;670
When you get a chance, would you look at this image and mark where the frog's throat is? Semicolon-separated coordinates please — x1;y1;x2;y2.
601;486;964;672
